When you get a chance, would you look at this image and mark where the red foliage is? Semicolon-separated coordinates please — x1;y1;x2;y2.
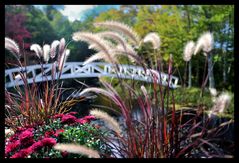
5;13;31;49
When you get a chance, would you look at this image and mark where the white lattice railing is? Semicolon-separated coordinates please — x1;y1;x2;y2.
5;62;179;89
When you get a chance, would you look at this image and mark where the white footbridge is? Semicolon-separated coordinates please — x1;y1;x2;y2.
5;62;179;89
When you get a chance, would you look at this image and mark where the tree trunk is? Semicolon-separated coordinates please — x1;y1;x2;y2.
188;60;192;87
223;51;227;84
183;62;187;87
203;7;215;89
185;5;192;88
196;62;200;86
207;53;215;88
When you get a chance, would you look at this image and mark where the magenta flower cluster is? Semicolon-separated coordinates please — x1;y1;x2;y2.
5;112;96;158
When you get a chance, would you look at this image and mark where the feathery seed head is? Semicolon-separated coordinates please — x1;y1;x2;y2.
59;38;66;52
50;40;60;59
83;52;106;65
5;37;20;56
79;87;113;98
194;32;214;55
97;31;128;50
143;32;161;49
90;109;122;135
209;88;218;97
30;44;43;58
140;85;147;96
183;41;195;61
209;92;231;117
94;21;140;45
72;32;111;53
43;44;50;62
58;49;70;72
54;143;100;158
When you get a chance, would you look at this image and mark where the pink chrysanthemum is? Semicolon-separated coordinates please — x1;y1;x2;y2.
19;130;34;146
54;129;65;137
61;114;77;124
52;113;64;119
44;130;55;138
29;141;43;152
76;118;89;124
10;148;32;158
84;115;96;121
68;112;78;115
5;140;20;155
41;138;57;147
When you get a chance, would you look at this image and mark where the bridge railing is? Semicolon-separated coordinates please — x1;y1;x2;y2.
5;62;179;89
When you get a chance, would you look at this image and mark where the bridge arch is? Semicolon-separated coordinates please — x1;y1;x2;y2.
5;62;179;89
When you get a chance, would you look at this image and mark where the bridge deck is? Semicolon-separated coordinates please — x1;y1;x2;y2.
5;62;179;89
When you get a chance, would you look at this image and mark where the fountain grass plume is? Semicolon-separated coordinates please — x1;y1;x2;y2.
143;32;161;50
83;52;109;65
94;21;140;45
53;143;100;158
194;32;214;55
90;109;122;136
43;44;50;62
183;41;195;61
97;31;128;50
30;44;43;58
50;40;60;59
209;92;231;117
5;37;20;56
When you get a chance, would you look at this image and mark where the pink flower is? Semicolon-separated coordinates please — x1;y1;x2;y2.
84;115;96;120
76;118;89;124
61;151;68;157
29;141;43;152
41;138;56;147
44;130;54;138
5;140;20;156
8;134;17;142
10;148;32;158
52;113;64;119
54;129;64;137
16;127;27;132
68;112;78;115
19;130;34;146
61;114;77;124
19;130;33;141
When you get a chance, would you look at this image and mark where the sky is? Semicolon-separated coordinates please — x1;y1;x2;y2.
34;5;120;22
